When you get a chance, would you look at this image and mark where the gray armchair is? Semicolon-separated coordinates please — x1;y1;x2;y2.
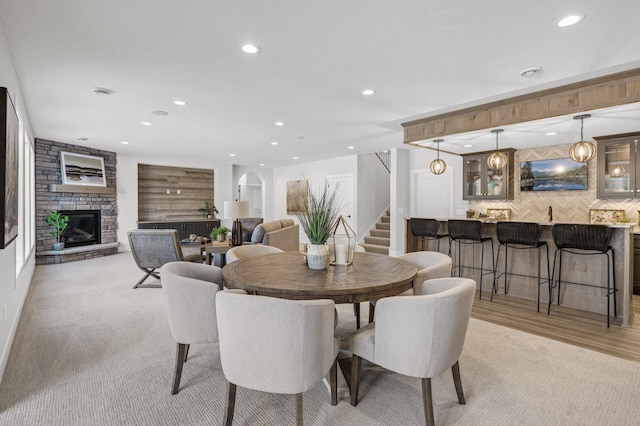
350;277;476;426
160;261;224;395
216;291;340;425
127;229;202;289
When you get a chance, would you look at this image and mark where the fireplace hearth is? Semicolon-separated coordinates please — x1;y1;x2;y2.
60;210;101;248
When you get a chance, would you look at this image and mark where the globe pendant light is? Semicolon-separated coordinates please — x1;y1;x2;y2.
487;129;507;171
568;114;596;163
430;139;447;175
609;165;625;178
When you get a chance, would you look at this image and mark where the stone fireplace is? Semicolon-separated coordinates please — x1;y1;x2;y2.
35;139;118;264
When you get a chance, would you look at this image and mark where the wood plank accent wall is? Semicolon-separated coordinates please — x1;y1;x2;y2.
403;67;640;145
137;164;215;221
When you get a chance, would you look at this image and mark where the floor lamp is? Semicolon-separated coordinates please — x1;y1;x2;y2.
224;201;250;246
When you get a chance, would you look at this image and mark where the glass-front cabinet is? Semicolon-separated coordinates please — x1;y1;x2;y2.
463;149;515;200
596;133;640;199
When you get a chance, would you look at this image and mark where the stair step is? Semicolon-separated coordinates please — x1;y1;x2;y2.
376;222;390;231
370;229;390;238
364;236;390;247
380;216;390;223
359;243;389;255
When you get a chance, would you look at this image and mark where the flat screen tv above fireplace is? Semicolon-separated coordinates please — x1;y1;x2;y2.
59;210;101;248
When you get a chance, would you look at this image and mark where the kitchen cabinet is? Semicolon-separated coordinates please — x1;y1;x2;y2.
137;219;221;240
596;133;640;199
462;149;515;200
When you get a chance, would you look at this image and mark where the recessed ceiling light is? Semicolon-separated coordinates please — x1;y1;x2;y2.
141;121;153;126
271;141;279;145
557;14;584;27
546;132;558;136
121;141;129;145
362;89;376;96
92;87;112;96
348;146;355;150
260;163;265;167
151;110;169;116
241;44;261;54
173;100;187;106
230;153;236;157
76;137;88;141
464;144;473;148
520;67;541;78
293;156;299;160
275;121;285;126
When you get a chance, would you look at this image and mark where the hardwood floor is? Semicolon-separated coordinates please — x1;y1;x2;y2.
471;292;640;362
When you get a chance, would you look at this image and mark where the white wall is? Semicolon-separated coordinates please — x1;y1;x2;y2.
0;17;36;383
389;148;411;256
232;165;274;221
273;155;358;244
357;153;390;239
116;153;235;249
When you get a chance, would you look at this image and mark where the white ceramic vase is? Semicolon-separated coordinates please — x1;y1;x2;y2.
307;244;329;270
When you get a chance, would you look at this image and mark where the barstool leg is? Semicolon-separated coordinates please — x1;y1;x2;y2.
610;249;617;317
479;242;484;299
503;244;509;295
557;249;563;306
491;244;501;302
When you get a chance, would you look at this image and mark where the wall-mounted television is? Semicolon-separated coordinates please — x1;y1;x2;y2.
520;158;587;191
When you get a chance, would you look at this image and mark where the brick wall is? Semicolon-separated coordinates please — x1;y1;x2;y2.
35;139;117;254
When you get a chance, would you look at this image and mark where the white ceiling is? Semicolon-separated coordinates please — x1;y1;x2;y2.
1;0;639;167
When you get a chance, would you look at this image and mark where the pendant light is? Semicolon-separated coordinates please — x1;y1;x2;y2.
568;114;596;163
487;129;507;171
429;139;446;175
609;165;625;178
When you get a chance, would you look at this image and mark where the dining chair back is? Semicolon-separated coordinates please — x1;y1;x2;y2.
225;244;284;264
216;291;340;425
160;261;224;395
351;277;476;426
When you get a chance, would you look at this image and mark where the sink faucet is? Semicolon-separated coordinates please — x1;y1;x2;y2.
548;206;553;222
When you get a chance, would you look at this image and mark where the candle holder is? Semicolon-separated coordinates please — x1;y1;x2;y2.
328;215;356;266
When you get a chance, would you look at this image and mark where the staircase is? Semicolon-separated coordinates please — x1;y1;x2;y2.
360;210;390;255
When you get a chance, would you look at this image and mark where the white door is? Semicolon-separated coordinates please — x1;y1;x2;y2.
327;174;354;229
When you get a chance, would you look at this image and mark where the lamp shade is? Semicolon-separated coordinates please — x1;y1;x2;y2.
224;200;250;219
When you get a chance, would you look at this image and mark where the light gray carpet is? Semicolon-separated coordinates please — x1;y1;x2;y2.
1;253;639;425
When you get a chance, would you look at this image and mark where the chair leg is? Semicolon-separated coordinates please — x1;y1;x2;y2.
330;357;338;406
296;393;303;426
491;244;502;302
171;343;187;395
421;377;435;426
184;344;190;362
350;354;362;406
368;302;375;323
223;381;236;426
132;268;159;289
353;303;361;329
451;361;466;404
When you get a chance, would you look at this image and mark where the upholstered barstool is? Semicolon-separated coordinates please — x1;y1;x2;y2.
409;218;449;254
493;221;550;311
550;223;617;327
447;220;494;299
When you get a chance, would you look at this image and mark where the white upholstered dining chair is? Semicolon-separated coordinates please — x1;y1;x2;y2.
368;251;453;322
225;244;284;264
160;261;225;395
351;277;476;426
216;291;340;425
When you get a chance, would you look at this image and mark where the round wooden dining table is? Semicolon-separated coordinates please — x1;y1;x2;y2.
221;251;417;304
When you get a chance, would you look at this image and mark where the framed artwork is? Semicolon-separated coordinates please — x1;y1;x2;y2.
1;87;19;249
286;179;308;214
60;151;106;186
520;157;587;191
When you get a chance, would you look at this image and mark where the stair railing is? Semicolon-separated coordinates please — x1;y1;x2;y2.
375;151;391;173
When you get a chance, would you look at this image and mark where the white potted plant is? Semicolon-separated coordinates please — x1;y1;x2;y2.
295;181;341;269
46;210;69;251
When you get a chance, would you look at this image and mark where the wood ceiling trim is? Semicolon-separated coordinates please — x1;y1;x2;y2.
403;67;640;146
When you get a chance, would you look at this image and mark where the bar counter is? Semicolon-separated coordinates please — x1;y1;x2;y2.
406;218;634;327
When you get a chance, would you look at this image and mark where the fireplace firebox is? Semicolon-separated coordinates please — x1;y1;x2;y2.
59;210;101;248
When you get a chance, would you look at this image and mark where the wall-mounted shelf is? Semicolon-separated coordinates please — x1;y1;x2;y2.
49;184;116;194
